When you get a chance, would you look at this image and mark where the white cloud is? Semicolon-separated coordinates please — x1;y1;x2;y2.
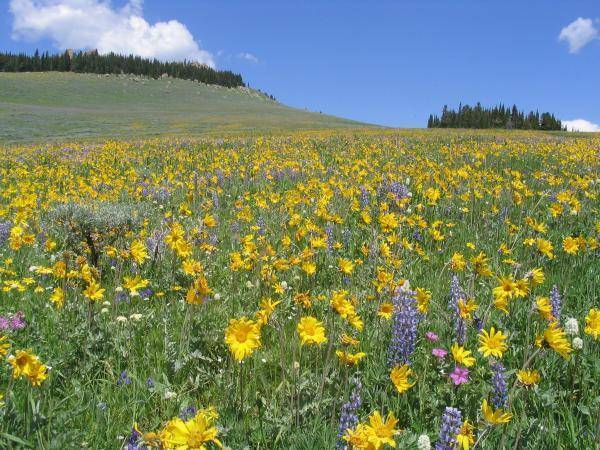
9;0;215;66
559;17;598;53
237;52;259;63
563;119;600;132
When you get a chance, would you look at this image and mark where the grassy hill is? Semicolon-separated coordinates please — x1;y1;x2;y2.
0;72;368;143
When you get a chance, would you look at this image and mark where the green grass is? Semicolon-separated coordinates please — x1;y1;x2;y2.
0;72;369;143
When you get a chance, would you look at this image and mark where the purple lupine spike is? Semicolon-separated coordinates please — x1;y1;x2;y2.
0;221;11;246
549;285;562;321
325;222;334;254
490;362;508;409
387;286;420;367
435;407;462;450
336;378;362;449
360;186;370;208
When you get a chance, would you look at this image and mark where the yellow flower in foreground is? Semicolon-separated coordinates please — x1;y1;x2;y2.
451;343;475;367
50;287;65;308
123;275;150;296
562;236;579;255
535;297;554;321
338;258;355;275
584;308;600;339
161;407;223;449
482;399;512;425
377;302;394;320
517;369;541;386
83;280;105;301
336;350;366;365
536;238;554;259
7;349;48;386
297;316;327;346
224;317;261;361
390;364;416;394
345;411;400;450
478;327;508;358
415;288;431;313
456;420;475;450
129;239;148;265
0;335;11;357
365;411;400;449
537;322;572;359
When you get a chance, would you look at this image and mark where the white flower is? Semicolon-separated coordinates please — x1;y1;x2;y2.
572;337;583;350
100;308;109;314
115;286;123;293
102;301;111;306
245;281;254;288
130;313;143;321
164;391;176;400
417;434;431;450
116;316;127;323
565;317;579;336
213;293;221;301
280;281;288;290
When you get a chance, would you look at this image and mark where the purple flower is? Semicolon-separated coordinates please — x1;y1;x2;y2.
146;377;154;388
387;287;420;367
179;405;197;420
10;312;26;330
336;377;362;449
490;362;508;408
426;331;439;342
117;370;131;386
550;285;562;321
436;406;462;450
432;348;448;359
0;317;9;330
449;366;469;385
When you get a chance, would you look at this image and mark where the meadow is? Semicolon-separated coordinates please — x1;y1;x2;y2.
0;129;598;449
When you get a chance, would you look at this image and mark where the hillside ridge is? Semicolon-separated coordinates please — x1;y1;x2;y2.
0;72;368;143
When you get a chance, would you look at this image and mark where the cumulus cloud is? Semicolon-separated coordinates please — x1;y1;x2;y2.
563;119;600;132
237;52;259;63
9;0;215;66
559;17;598;53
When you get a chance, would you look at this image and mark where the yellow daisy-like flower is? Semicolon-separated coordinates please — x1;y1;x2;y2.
161;407;223;450
537;322;572;359
456;420;475;450
477;327;508;358
50;286;65;308
336;350;366;365
224;317;261;361
414;288;431;313
481;399;512;425
584;308;600;339
338;258;355;275
83;280;105;301
562;236;579;255
0;335;11;357
297;316;327;346
517;369;541;386
535;297;554;321
377;302;394;320
451;343;475;367
129;239;148;265
390;364;416;394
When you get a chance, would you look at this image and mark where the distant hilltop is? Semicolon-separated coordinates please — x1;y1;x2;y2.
0;49;244;89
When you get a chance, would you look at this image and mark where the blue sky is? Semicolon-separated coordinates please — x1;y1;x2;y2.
2;1;599;129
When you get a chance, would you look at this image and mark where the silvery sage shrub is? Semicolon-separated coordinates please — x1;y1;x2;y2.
48;201;147;266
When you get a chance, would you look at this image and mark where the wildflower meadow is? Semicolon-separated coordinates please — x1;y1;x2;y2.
0;130;598;449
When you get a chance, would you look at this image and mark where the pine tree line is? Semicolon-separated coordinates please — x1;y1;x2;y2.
0;49;245;88
427;103;564;131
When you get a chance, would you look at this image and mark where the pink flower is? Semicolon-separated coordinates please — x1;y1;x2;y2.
432;347;447;359
425;331;439;342
450;366;469;385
